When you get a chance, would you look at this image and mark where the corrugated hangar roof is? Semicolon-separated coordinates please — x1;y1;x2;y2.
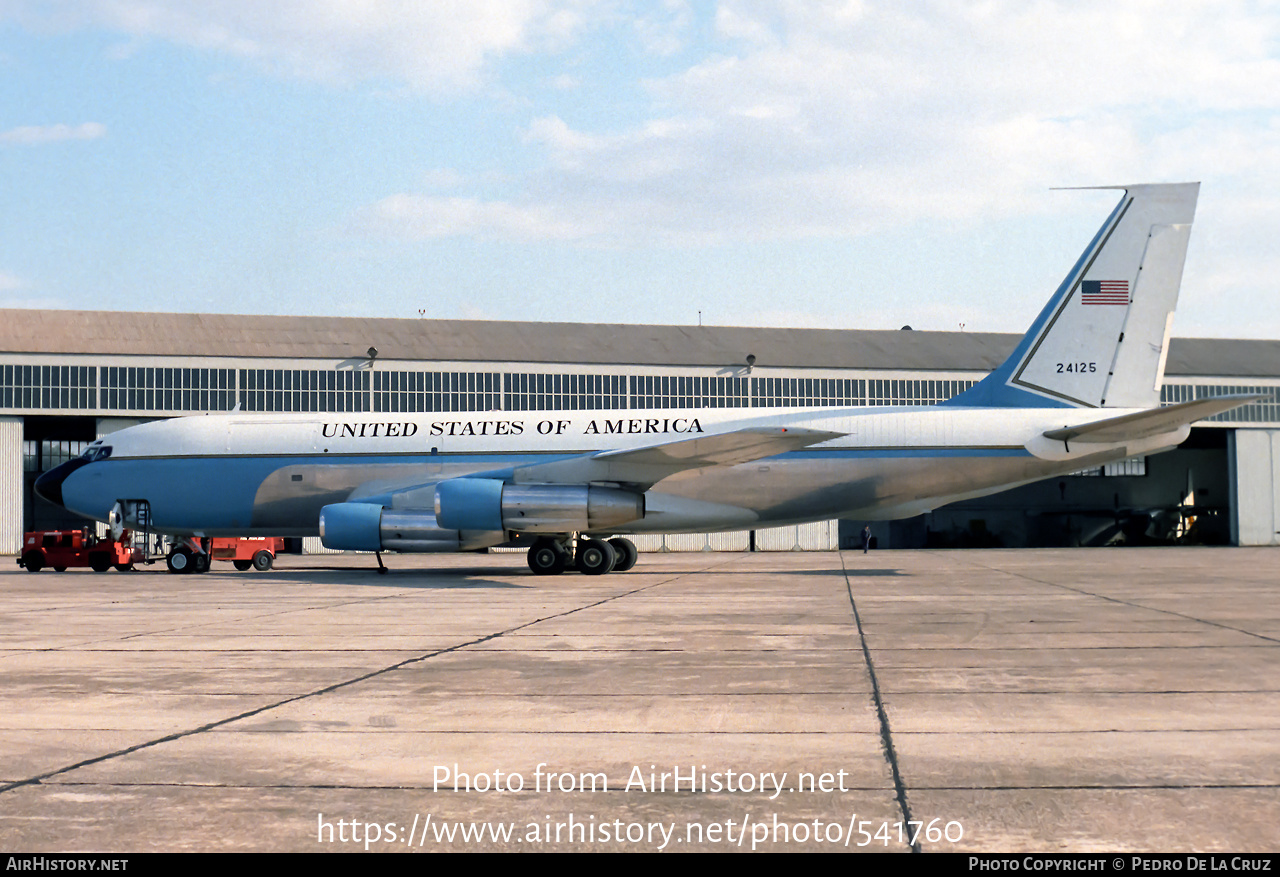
0;309;1276;378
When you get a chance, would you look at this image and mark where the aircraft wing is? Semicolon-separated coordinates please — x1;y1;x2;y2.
513;426;845;489
1043;394;1265;444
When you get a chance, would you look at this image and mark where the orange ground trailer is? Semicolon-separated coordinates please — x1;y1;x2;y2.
207;537;284;571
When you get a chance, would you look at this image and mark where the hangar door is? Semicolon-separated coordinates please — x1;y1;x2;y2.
1230;429;1280;545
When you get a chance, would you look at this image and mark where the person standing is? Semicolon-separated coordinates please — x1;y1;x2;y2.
861;525;872;554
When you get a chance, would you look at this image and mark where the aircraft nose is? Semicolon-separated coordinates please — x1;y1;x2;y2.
34;458;90;508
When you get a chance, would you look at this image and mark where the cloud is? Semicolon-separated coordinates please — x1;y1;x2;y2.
358;2;1280;248
631;0;694;56
354;193;594;242
5;0;599;95
0;122;106;145
635;1;1280;219
203;0;1253;270
419;168;468;191
0;271;70;310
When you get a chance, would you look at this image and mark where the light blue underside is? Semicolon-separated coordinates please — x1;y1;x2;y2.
61;445;1034;532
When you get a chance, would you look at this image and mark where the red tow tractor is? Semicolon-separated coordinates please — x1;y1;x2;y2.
18;528;136;573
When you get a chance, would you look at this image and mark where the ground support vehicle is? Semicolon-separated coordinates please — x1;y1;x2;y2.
18;529;136;573
162;536;283;574
209;537;283;572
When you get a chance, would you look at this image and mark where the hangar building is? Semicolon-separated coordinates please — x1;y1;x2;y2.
3;309;1278;555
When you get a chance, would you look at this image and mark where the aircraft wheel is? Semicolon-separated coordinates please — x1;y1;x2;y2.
22;551;44;573
89;554;112;573
576;538;616;576
233;559;252;571
252;550;274;571
194;553;211;573
527;539;568;576
608;537;638;572
166;547;193;574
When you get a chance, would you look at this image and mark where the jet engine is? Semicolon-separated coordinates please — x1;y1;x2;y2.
318;502;502;553
434;479;644;533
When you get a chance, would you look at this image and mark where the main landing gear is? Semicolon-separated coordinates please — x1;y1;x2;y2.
166;538;210;575
526;536;638;576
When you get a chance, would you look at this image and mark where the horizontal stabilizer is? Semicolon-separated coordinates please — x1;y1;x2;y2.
1042;394;1264;444
515;426;844;488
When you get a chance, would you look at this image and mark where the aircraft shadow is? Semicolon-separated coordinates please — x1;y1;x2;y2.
688;566;904;577
272;566;534;589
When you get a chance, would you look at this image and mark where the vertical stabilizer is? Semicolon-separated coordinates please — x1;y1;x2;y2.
945;183;1199;409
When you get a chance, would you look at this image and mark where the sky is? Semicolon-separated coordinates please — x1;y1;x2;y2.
1;1;1278;338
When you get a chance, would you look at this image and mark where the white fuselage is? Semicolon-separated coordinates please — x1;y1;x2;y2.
56;404;1185;537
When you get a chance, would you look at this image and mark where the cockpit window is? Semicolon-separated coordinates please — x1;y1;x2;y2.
79;445;113;462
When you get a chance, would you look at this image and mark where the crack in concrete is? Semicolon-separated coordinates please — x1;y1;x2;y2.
839;549;920;853
1;558;735;797
940;552;1280;645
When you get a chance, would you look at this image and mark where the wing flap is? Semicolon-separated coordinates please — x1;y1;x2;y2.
514;426;844;488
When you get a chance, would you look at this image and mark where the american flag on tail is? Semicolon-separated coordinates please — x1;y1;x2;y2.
1081;280;1129;305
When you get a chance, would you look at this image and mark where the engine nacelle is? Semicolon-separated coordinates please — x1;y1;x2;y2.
318;502;502;553
434;479;644;533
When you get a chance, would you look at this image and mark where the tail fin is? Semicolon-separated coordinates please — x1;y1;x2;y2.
945;182;1199;409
